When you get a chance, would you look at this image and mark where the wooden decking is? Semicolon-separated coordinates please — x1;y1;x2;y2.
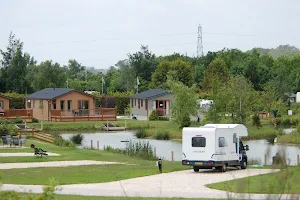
50;108;117;122
0;109;33;122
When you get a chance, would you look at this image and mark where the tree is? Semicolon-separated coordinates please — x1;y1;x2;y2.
150;59;194;89
30;60;67;90
167;76;198;128
66;59;85;80
202;57;230;90
116;59;135;92
127;45;157;92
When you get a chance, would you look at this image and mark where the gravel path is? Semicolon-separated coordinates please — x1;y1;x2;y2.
0;153;60;157
2;168;299;199
0;160;125;169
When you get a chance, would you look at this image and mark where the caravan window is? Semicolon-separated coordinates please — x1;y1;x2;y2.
192;137;206;147
219;137;227;147
233;133;237;143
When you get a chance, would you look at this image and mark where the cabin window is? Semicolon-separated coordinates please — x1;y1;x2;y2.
219;137;227;147
131;99;133;108
141;99;143;107
0;101;3;109
192;137;206;147
27;100;31;109
68;100;72;111
233;133;237;143
60;100;65;111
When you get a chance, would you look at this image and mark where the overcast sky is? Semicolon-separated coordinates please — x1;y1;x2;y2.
1;0;300;69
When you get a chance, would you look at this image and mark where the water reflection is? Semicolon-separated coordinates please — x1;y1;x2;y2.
61;131;300;165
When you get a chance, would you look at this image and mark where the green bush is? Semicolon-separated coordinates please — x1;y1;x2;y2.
69;133;84;145
135;128;148;138
104;140;156;160
153;131;170;140
14;117;23;124
179;113;191;128
252;114;262;128
1;92;26;109
149;110;160;121
0;124;9;135
159;116;169;121
53;136;75;148
32;117;39;123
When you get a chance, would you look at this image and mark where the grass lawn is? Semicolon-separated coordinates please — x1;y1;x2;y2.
0;139;188;185
0;192;227;200
207;166;300;194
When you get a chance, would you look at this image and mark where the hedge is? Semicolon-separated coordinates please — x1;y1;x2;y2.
1;92;26;109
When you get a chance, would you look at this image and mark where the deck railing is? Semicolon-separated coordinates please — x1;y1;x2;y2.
50;108;117;122
0;109;33;120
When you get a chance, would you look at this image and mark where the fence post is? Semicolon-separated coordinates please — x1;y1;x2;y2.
91;140;93;149
125;120;126;130
107;121;108;132
264;154;267;165
298;155;299;165
171;151;174;161
154;147;156;158
97;141;99;150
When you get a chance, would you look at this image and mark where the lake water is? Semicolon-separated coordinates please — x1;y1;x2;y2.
60;130;300;165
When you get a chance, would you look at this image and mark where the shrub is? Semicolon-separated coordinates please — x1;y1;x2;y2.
32;117;39;123
53;136;75;148
149;110;159;121
252;114;262;128
153;131;170;140
159;116;169;121
14;117;23;124
135;129;148;138
179;113;191;128
104;140;156;160
69;133;84;145
0;124;9;135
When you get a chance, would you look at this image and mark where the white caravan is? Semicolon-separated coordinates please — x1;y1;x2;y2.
182;124;249;172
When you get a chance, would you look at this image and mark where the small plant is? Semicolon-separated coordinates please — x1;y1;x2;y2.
134;128;148;138
32;117;39;123
252;114;262;128
14;117;23;124
153;131;170;140
70;133;84;145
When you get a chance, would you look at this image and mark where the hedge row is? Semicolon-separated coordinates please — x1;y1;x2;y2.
1;92;26;109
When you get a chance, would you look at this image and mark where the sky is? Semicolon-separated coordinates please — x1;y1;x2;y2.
1;0;300;69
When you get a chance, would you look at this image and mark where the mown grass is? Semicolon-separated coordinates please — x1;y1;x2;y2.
0;192;228;200
207;166;300;194
0;139;187;185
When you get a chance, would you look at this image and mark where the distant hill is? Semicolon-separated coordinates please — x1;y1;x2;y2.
249;44;300;59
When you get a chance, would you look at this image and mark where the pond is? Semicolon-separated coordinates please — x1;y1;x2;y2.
60;130;300;165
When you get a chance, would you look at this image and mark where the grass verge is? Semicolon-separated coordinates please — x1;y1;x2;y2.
207;166;300;194
0;139;187;185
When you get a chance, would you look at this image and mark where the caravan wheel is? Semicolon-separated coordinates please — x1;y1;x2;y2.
220;164;227;172
193;166;200;172
241;160;247;169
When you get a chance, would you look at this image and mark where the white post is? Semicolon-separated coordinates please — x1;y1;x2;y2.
107;120;108;132
125;120;126;130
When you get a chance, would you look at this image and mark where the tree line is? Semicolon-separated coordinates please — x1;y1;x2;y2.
1;32;300;122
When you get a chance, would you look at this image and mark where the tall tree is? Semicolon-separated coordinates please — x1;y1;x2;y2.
30;60;67;90
202;57;230;90
128;45;157;92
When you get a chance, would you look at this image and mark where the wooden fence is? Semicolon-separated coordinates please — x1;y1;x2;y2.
50;108;117;122
0;109;33;121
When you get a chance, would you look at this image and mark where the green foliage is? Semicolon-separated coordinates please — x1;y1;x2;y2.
1;92;26;109
167;77;197;128
32;117;39;123
153;131;170;140
69;133;84;145
14;117;23;124
148;110;161;121
53;136;76;148
179;113;191;128
134;128;148;138
104;140;156;160
252;114;262;128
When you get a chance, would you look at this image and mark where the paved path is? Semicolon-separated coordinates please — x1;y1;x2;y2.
0;153;60;157
2;168;299;199
0;160;125;169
